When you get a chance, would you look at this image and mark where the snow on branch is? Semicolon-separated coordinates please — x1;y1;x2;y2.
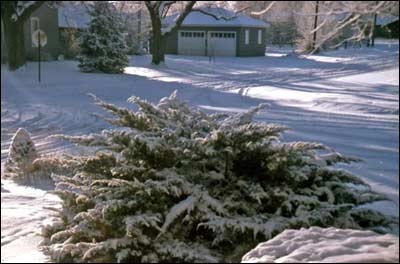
41;91;397;263
13;1;36;17
251;1;277;16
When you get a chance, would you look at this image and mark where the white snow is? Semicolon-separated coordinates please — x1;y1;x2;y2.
163;7;268;28
1;39;399;262
241;226;399;263
1;178;60;263
12;1;36;21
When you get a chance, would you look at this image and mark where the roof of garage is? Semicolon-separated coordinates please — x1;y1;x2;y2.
163;7;268;28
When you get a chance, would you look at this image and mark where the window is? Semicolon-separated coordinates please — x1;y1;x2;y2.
258;29;262;44
245;29;249;45
181;31;204;38
209;32;235;38
31;17;39;47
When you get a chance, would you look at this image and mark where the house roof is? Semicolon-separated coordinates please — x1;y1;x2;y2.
163;7;268;28
58;4;91;29
376;15;399;26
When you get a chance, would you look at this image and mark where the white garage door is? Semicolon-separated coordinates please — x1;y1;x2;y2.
207;31;236;56
178;31;206;56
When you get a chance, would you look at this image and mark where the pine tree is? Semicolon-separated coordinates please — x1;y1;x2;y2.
3;128;80;185
41;91;397;263
4;127;38;178
78;2;129;74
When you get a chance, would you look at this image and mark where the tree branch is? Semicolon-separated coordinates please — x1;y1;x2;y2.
19;1;47;21
190;8;236;21
162;1;196;37
251;1;276;16
160;1;177;18
145;1;156;17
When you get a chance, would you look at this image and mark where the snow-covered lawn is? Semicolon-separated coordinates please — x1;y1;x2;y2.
1;40;399;262
242;226;399;263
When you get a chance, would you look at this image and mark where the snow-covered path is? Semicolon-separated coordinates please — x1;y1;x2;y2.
1;41;399;262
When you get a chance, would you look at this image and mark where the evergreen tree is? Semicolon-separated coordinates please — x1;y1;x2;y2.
4;127;38;178
79;2;129;74
4;127;80;185
41;91;397;263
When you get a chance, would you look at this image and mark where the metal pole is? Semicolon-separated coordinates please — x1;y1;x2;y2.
38;32;41;82
312;1;319;51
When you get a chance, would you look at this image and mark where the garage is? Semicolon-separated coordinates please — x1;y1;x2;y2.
178;31;206;56
207;31;236;56
163;7;268;57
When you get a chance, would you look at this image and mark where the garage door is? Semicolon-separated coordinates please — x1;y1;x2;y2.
178;31;206;56
207;31;236;56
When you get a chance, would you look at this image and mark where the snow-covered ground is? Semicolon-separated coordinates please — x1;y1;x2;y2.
242;226;399;263
1;40;399;262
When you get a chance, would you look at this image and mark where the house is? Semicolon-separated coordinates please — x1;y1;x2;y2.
1;3;88;62
375;15;399;39
1;3;62;62
162;7;268;57
58;3;91;59
59;3;150;57
1;2;148;63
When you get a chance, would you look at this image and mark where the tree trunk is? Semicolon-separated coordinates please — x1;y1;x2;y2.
3;16;26;71
371;2;378;48
312;1;319;52
145;1;196;65
151;23;165;65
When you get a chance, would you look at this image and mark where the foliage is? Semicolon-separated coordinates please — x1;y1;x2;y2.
78;2;129;73
4;128;39;179
42;91;396;263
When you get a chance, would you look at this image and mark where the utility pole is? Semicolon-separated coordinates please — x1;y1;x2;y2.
312;1;319;51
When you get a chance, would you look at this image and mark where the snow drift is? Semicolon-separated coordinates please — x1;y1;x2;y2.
241;226;399;263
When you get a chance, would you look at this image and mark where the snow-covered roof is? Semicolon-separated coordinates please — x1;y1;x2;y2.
163;7;268;28
376;15;399;26
58;4;91;29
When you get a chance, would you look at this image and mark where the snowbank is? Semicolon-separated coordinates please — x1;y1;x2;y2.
241;226;399;263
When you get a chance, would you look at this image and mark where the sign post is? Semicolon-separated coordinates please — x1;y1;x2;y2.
32;29;47;83
38;32;41;82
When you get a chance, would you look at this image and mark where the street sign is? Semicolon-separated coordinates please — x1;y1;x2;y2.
32;29;47;48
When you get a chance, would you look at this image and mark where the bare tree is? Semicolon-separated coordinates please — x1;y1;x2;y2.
231;1;398;53
145;1;196;65
294;1;398;54
1;1;46;70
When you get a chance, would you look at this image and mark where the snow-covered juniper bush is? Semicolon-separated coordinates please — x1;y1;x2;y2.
41;91;397;263
78;2;129;74
4;127;39;178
